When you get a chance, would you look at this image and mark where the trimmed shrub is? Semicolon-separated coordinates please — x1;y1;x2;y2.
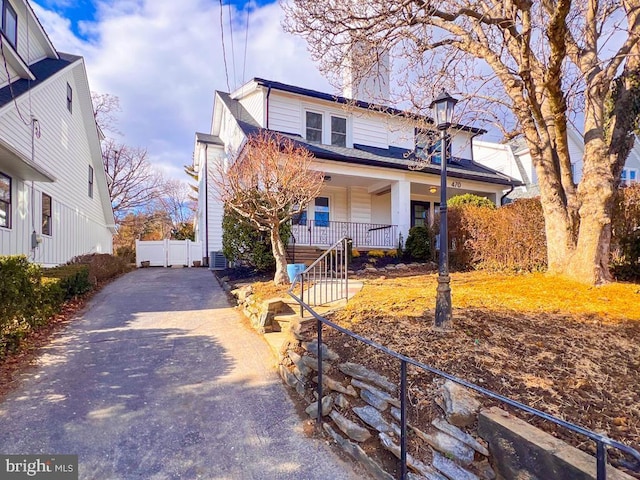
404;225;433;262
0;256;64;356
367;250;386;258
447;198;546;272
351;249;361;258
385;249;399;258
448;193;496;209
69;253;132;284
42;264;92;299
611;184;640;280
222;208;291;272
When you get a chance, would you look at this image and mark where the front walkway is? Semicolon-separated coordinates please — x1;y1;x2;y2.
0;268;367;479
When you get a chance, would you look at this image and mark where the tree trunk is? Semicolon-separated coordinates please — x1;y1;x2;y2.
271;227;290;286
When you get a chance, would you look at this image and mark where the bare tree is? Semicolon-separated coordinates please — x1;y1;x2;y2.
102;139;165;220
214;132;325;285
91;92;121;136
157;179;196;238
284;0;640;284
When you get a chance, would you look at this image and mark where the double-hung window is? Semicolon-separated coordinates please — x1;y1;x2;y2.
306;112;323;143
0;172;10;228
42;193;52;236
331;116;347;147
2;1;17;48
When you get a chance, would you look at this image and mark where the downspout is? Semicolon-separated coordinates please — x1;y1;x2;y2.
204;143;209;266
266;85;272;129
500;184;515;206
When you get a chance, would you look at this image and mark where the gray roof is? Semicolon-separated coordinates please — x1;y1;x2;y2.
0;53;81;109
216;91;521;187
195;132;223;145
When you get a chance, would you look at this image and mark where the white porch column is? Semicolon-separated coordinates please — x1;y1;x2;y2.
391;180;411;246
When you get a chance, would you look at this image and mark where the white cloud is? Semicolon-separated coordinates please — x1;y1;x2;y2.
32;0;331;182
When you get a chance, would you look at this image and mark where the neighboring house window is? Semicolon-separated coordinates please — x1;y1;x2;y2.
621;168;638;186
306;112;322;143
67;83;73;113
0;172;10;228
314;197;330;227
331;116;347;147
1;0;17;48
88;165;94;198
42;193;52;236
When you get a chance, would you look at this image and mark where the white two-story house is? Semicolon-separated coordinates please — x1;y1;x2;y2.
473;127;640;199
0;0;114;265
194;75;520;265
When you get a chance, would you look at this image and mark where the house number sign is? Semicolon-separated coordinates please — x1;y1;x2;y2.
451;181;462;188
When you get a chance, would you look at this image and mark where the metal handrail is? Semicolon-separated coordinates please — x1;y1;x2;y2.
289;237;350;315
287;292;640;480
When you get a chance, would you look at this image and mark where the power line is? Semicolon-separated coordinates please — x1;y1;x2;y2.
228;3;236;89
242;5;250;85
219;0;230;92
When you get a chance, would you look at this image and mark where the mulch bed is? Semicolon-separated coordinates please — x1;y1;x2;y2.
322;304;640;476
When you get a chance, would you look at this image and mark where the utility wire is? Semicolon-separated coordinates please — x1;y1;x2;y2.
228;3;236;89
242;5;250;85
219;0;231;92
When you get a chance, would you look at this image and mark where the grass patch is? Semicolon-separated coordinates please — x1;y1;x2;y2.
339;271;640;324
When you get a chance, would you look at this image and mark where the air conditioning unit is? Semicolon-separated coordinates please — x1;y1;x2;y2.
209;251;227;270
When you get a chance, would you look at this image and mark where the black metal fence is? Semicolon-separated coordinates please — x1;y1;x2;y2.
287;290;640;480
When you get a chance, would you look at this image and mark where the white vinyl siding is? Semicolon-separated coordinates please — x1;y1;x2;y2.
0;62;113;264
348;187;371;223
371;191;391;225
237;90;264;126
387;117;414;149
450;131;473;159
268;94;302;134
353;113;388;148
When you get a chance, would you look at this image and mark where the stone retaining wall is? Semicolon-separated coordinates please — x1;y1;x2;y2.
223;277;636;480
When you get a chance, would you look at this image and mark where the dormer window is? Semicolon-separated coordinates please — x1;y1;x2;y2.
306;111;322;143
331;116;347;147
2;0;17;48
416;129;451;165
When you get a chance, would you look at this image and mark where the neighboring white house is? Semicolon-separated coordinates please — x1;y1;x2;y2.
0;0;115;266
193;75;521;264
473;127;640;199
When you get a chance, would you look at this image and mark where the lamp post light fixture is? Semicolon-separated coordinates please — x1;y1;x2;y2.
429;89;458;330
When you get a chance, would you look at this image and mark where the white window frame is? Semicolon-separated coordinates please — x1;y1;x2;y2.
303;104;352;147
0;171;11;229
2;0;17;48
42;192;52;236
330;115;347;148
621;168;638;186
305;110;323;144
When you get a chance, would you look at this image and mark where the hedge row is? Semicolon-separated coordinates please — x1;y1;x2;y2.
0;253;132;358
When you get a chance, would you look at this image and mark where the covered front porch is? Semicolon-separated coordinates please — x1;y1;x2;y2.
289;161;509;250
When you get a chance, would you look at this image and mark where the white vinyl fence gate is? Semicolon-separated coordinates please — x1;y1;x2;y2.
136;239;202;268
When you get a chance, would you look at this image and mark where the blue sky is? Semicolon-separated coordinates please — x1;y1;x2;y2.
31;0;331;182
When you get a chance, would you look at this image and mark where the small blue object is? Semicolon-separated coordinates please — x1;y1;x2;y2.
287;263;306;283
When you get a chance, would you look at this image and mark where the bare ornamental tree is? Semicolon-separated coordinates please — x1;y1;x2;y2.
214;132;325;285
284;0;640;285
102;139;166;220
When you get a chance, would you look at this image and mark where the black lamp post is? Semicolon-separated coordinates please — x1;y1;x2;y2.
429;89;457;330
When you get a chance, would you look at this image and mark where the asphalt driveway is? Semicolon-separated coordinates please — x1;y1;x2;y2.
0;268;366;479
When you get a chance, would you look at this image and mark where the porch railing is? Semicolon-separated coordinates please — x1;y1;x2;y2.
285;292;640;480
291;220;397;249
290;237;350;314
